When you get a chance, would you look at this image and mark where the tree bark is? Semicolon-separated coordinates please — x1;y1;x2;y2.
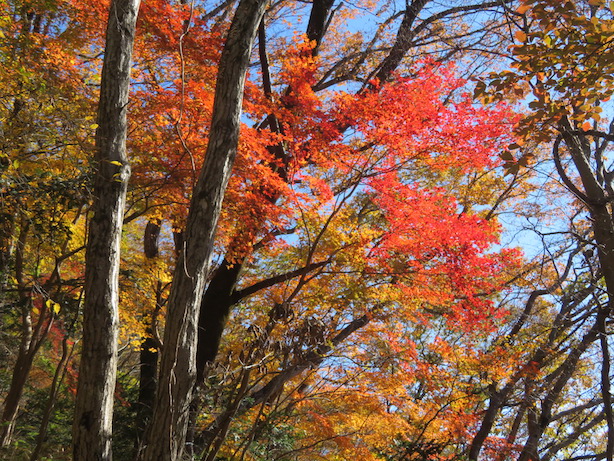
135;220;161;450
136;0;267;459
71;0;140;459
195;259;242;382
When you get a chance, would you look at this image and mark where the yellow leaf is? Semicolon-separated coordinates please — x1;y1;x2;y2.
515;30;527;42
32;307;39;316
108;160;122;166
53;302;61;314
90;124;99;130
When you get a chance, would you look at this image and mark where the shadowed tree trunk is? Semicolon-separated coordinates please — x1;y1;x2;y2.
1;222;36;448
0;219;56;450
71;0;140;459
134;220;161;450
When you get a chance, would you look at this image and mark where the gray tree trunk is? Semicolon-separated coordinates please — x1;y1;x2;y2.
71;0;140;459
136;0;268;459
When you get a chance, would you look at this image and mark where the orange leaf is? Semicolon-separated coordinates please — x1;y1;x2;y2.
517;4;531;14
515;30;527;42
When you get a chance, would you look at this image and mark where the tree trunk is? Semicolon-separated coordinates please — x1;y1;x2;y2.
135;220;161;449
0;211;14;287
0;222;31;448
136;0;267;459
0;342;38;449
71;0;140;459
195;259;241;382
0;220;53;449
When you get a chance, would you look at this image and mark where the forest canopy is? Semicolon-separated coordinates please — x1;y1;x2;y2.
1;0;614;460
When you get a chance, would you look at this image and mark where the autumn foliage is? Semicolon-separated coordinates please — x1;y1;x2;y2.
1;0;613;460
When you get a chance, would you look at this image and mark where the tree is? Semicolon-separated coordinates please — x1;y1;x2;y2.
72;0;140;459
179;55;524;458
194;0;522;386
5;0;614;459
0;0;102;449
136;0;268;458
471;0;614;458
